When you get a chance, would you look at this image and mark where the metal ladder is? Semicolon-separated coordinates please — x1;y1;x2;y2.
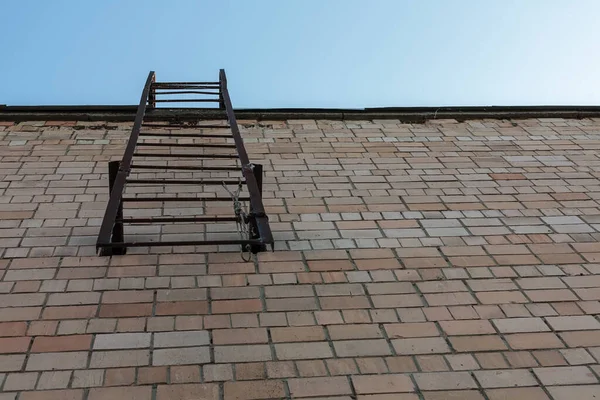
96;70;273;256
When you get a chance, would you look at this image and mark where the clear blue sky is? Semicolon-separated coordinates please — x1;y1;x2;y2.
1;0;599;108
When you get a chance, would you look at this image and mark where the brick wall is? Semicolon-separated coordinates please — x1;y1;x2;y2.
1;117;600;398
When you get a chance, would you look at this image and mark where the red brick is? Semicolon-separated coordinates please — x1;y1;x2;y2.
355;258;402;270
450;335;507;352
393;338;450;355
308;260;354;271
328;324;382;340
372;294;423;308
27;321;57;336
43;305;97;320
212;299;262;314
31;335;91;352
295;359;326;377
439;320;495;336
385;323;439;338
402;257;448;268
560;330;600;347
287;377;352;397
474;369;537;388
20;390;84;400
88;386;152;400
424;391;484;400
266;297;318;311
506;333;564;350
208;263;255;275
224;380;285;399
414;372;478;390
319;296;371;309
170;365;201;383
212;328;268;345
155;301;208;316
0;322;27;337
0;336;31;353
258;261;305;273
235;362;266;380
486;387;549;400
533;350;567;367
104;367;136;386
107;266;156;277
99;303;152;318
352;373;414;393
101;290;154;304
137;366;168;384
271;326;325;342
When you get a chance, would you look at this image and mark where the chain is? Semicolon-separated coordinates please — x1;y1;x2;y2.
222;180;252;261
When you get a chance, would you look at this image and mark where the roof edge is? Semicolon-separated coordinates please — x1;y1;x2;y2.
1;105;600;122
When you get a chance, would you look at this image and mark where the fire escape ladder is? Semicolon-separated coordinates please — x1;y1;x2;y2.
96;70;274;256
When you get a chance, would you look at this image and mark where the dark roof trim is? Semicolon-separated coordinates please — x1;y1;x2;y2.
1;105;600;122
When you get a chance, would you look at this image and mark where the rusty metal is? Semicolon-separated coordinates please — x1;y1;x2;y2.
96;70;274;256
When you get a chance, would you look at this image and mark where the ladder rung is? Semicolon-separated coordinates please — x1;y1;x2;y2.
118;216;239;224
154;99;220;103
126;179;245;185
99;238;264;248
139;133;232;139
153;81;220;85
141;124;230;129
133;153;238;159
154;90;219;95
121;196;250;202
130;164;240;171
138;142;236;149
151;85;219;90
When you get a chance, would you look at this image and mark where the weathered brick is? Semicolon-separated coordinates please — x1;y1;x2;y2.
393;338;450;355
212;299;263;314
104;367;136;386
328;324;382;339
474;369;537;388
153;347;211;366
275;342;333;359
546;315;600;331
214;345;272;363
486;387;550;400
547;385;600;400
287;376;352;397
156;383;219;400
153;330;209;347
224;380;285;399
19;390;84;400
414;372;478;390
212;329;266;346
534;366;597;385
270;326;325;342
93;333;151;350
352;373;414;393
506;333;563;350
89;350;149;368
439;320;495;336
26;352;88;370
492;317;549;333
450;335;507;352
88;386;152;400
